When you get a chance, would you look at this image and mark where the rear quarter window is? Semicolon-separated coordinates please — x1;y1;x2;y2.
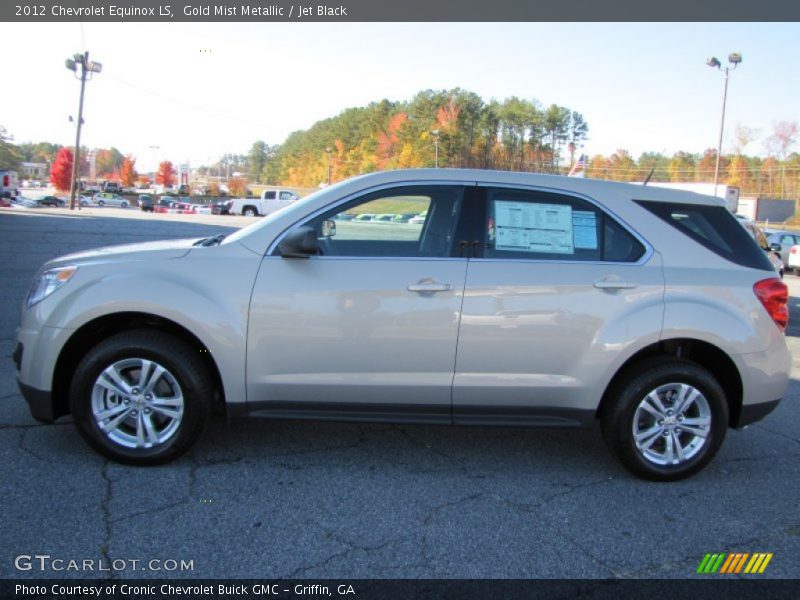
635;200;773;271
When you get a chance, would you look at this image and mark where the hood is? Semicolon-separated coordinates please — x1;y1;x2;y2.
48;238;200;267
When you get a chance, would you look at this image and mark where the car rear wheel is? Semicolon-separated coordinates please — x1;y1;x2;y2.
120;201;128;208
97;200;105;206
601;358;728;481
243;206;258;216
70;330;212;465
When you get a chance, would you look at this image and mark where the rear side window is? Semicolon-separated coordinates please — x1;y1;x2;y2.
484;189;645;262
636;200;773;271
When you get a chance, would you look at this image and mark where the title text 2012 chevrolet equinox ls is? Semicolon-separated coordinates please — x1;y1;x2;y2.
14;170;791;480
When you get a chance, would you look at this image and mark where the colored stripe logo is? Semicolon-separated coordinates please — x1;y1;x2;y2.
697;552;773;574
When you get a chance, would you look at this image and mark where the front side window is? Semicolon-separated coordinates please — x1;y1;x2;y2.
484;188;644;262
303;186;464;258
279;191;295;200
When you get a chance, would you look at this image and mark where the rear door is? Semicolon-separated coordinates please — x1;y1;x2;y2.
453;185;664;425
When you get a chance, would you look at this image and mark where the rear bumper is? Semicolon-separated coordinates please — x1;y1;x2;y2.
17;381;56;423
735;398;781;428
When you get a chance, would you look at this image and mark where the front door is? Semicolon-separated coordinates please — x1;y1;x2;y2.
247;184;470;422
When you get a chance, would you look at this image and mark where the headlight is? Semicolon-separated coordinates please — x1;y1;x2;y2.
26;266;78;308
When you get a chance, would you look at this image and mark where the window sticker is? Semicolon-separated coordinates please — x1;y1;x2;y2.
572;210;598;249
494;201;574;254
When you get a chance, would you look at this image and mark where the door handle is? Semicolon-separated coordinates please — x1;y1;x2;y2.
594;278;637;290
408;281;452;293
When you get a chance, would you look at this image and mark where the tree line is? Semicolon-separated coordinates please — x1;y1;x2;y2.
2;89;797;199
247;89;589;187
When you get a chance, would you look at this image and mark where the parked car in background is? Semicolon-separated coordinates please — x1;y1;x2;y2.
740;220;783;278
766;231;800;271
94;193;129;208
138;195;154;212
34;195;66;207
101;181;122;194
14;169;791;481
211;199;233;215
787;244;800;274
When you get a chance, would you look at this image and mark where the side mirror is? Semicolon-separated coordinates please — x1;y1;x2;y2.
770;243;782;252
321;219;336;238
278;226;319;258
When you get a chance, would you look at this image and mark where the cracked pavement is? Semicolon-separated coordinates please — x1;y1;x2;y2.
1;210;799;579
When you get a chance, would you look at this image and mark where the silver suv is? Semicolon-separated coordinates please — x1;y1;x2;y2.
14;170;791;480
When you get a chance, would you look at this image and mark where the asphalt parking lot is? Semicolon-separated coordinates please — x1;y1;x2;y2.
1;208;799;580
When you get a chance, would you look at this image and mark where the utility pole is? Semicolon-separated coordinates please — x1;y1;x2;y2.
65;51;102;210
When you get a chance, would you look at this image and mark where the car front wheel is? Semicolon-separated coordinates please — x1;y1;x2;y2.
121;201;128;208
97;200;105;206
70;330;212;465
601;358;728;481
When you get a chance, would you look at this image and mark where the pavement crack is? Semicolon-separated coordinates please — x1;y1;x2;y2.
752;423;800;447
111;456;202;524
0;421;71;430
99;460;115;581
394;425;455;462
419;492;487;574
15;428;48;461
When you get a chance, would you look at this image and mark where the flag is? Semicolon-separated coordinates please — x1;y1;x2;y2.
569;154;586;177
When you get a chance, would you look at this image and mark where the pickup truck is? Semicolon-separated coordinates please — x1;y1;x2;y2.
229;189;299;216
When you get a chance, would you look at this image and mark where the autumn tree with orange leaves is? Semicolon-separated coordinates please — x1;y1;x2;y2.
228;177;248;197
50;147;74;192
119;156;138;187
155;160;177;187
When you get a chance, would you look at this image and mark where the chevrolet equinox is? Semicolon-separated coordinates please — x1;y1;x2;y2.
14;169;791;480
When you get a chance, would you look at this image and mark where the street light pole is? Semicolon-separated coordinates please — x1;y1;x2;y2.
325;147;332;185
431;129;440;168
707;53;741;197
65;51;101;210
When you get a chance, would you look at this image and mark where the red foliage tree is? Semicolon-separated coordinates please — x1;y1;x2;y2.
50;147;74;192
120;156;137;187
155;160;177;187
228;177;249;197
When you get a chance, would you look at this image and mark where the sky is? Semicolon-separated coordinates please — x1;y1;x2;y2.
4;22;799;172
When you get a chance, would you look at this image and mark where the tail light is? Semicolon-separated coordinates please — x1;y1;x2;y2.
2;175;8;187
754;278;789;332
791;247;798;255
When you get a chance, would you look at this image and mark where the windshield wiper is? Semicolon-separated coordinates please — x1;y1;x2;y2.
193;234;227;247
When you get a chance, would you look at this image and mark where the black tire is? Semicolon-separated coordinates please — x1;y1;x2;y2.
120;201;128;208
601;358;728;481
97;200;105;206
69;330;212;465
243;206;258;217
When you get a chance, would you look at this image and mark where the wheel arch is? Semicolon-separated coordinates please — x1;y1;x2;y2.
595;338;743;428
52;312;226;420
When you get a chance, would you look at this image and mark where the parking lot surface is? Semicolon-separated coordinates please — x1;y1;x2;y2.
1;209;799;579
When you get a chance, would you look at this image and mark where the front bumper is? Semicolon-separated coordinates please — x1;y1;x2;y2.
17;381;56;423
